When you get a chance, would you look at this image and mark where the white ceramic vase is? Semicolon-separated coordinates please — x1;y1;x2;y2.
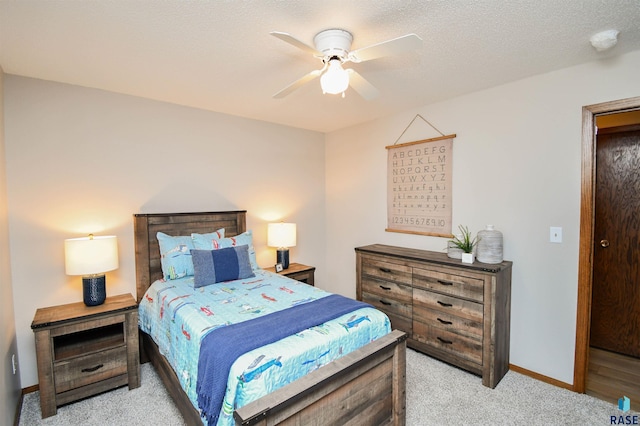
476;225;503;264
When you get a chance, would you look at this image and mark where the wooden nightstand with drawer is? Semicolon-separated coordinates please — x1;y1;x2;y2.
31;293;140;418
265;263;315;286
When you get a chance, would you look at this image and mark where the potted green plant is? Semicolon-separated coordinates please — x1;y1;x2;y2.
449;225;478;264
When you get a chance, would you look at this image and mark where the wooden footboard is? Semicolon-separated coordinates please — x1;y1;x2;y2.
141;329;407;426
235;329;407;426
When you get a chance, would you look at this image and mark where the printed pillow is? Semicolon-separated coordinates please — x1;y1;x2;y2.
191;230;259;271
191;246;255;288
157;229;225;280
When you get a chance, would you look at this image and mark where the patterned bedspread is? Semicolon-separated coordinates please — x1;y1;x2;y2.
138;269;391;426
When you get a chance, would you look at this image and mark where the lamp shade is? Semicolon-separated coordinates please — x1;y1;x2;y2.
267;223;296;248
65;235;119;276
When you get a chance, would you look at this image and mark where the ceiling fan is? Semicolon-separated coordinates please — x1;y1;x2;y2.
271;29;422;100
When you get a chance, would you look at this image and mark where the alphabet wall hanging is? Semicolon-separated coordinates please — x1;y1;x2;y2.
386;114;456;237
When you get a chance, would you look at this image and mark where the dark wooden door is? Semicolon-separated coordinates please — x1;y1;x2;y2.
590;128;640;358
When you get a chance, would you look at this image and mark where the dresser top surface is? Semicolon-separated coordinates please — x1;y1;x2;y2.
355;244;512;273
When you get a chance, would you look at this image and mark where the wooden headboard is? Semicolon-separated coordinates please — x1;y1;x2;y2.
133;210;247;302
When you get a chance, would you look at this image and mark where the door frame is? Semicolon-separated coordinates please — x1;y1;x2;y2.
574;95;640;393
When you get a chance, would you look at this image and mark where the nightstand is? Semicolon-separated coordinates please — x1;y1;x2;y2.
31;293;140;418
265;262;315;286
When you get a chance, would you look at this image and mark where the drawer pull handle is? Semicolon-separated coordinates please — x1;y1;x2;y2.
81;364;104;373
437;280;453;286
437;301;453;307
437;318;453;325
379;267;391;273
380;300;392;306
437;337;453;345
379;285;391;291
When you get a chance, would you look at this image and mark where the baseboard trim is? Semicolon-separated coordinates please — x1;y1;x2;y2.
15;385;38;426
22;384;39;394
510;364;574;391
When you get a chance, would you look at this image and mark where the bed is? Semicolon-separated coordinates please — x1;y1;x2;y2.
134;210;407;425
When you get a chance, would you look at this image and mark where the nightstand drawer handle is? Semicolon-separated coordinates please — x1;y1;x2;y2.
379;267;392;273
379;300;392;306
379;285;391;291
437;318;453;325
437;280;453;286
437;337;453;345
437;301;453;307
81;364;104;373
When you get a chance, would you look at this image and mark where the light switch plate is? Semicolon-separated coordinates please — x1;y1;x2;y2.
550;227;562;243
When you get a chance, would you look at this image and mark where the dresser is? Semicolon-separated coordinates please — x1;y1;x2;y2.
356;244;512;388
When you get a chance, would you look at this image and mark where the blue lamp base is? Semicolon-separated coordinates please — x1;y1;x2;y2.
276;248;290;269
83;274;106;306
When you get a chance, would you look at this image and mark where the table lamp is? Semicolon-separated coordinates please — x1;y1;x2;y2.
267;223;296;269
65;234;118;306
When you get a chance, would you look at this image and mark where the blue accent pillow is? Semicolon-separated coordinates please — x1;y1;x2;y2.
157;229;224;280
191;246;255;288
191;230;259;271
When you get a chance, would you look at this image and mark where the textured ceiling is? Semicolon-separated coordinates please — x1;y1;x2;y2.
1;1;640;133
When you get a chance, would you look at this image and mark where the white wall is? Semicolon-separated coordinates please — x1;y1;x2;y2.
1;67;22;426
4;76;326;387
325;49;640;385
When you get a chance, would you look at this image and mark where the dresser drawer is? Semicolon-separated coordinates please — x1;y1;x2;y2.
412;322;483;366
413;288;483;324
362;292;412;320
413;304;483;340
362;259;412;286
362;292;412;335
361;277;412;304
374;310;412;335
413;267;484;303
54;345;128;393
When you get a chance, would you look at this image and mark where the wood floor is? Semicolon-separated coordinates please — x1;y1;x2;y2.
587;347;640;411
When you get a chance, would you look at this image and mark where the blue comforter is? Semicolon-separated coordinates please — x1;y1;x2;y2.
138;270;391;425
196;294;371;425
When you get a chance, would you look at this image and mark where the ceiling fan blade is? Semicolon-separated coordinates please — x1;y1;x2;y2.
347;69;380;101
270;31;322;57
273;68;324;99
348;33;422;63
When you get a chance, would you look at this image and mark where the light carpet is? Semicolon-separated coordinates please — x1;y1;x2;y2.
19;349;636;425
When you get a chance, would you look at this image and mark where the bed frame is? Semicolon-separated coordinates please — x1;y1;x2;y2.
134;211;407;425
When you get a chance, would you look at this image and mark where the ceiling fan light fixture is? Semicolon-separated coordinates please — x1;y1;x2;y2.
271;29;421;100
320;58;349;95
